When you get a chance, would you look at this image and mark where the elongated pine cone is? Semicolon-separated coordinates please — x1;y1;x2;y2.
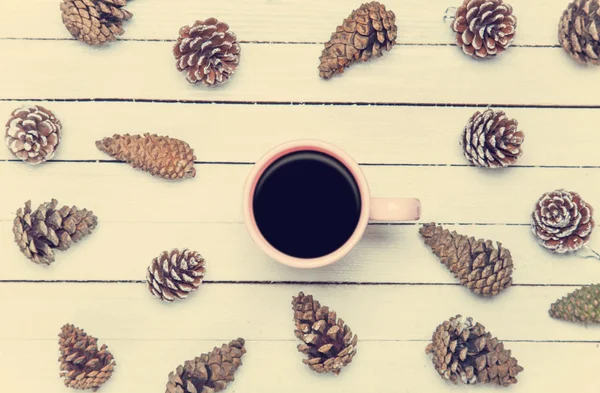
166;338;246;393
451;0;517;59
460;109;524;168
96;133;196;179
559;0;600;65
173;18;241;86
532;189;594;253
13;199;97;265
318;1;397;79
550;284;600;323
292;292;357;374
5;105;61;164
419;223;513;296
59;324;116;391
426;315;523;386
60;0;133;46
147;249;206;302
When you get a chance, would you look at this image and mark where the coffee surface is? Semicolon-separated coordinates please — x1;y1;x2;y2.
253;151;361;259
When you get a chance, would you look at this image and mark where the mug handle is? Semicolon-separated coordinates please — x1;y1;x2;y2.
370;198;421;221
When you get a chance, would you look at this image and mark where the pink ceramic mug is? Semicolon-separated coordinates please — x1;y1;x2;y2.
242;140;421;268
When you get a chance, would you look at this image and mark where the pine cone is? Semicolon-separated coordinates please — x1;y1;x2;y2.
60;0;133;46
559;0;600;65
460;109;524;168
318;2;397;79
292;292;357;374
173;18;241;86
95;133;196;179
550;284;600;324
147;249;206;303
13;199;98;265
451;0;517;59
425;315;523;386
419;223;513;297
5;105;61;164
59;324;116;391
166;338;246;393
532;189;594;253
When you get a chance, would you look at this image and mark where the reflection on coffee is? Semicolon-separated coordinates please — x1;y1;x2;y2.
253;151;361;259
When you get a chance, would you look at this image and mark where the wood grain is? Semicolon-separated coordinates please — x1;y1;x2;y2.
1;283;599;342
1;1;599;392
0;0;567;46
1;102;599;167
1;163;597;224
3;223;600;285
3;340;597;393
0;41;594;105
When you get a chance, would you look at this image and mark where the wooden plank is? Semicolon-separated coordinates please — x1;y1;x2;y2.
0;0;566;46
0;284;598;342
3;223;600;285
0;41;593;105
1;102;599;167
0;163;598;224
1;339;598;393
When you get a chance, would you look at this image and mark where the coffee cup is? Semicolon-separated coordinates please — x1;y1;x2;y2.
243;140;421;268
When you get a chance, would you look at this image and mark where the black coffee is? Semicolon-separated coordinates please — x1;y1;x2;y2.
253;151;361;259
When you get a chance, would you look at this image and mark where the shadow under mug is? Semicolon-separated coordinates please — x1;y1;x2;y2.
242;140;421;268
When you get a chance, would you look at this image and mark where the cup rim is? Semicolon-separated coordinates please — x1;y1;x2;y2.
242;139;371;268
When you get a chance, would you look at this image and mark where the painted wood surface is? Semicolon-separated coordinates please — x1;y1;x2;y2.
1;0;599;392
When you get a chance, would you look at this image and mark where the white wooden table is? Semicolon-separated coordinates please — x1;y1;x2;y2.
1;0;600;391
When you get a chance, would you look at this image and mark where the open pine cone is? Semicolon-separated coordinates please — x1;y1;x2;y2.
60;0;133;46
559;0;600;65
147;249;206;303
173;18;241;86
451;0;517;59
460;109;524;168
5;105;61;164
532;189;594;254
550;284;600;324
426;315;523;386
166;338;246;393
420;223;513;296
96;133;196;179
319;1;397;79
59;324;116;391
13;199;98;265
292;292;357;374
